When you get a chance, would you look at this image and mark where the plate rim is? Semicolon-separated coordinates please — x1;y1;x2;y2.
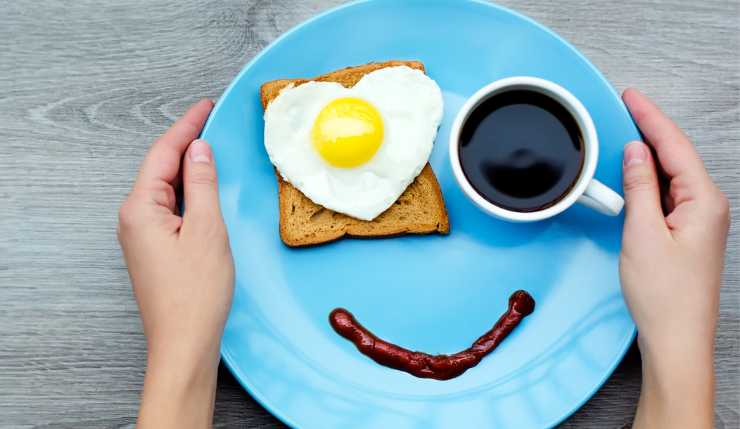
204;0;638;427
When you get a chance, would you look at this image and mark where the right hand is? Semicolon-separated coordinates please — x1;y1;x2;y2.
619;88;730;428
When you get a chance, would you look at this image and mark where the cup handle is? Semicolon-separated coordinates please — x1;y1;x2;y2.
577;179;624;216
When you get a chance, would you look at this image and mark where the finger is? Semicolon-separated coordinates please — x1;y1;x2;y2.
622;89;711;188
135;99;214;188
181;139;222;233
622;141;668;236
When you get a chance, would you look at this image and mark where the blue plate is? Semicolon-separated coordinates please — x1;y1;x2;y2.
202;1;640;427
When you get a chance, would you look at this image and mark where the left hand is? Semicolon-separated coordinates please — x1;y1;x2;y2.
118;99;234;428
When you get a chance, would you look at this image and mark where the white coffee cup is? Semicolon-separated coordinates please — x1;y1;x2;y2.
449;76;624;222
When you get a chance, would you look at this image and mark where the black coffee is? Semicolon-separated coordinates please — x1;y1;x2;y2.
458;90;584;212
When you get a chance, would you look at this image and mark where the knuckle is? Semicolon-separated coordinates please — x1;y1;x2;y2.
117;194;145;233
211;221;228;240
189;215;227;241
151;182;176;209
623;170;655;193
188;167;217;187
117;199;135;229
669;175;691;203
712;190;730;221
205;214;227;236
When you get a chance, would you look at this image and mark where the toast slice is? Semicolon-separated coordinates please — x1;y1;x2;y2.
261;61;449;247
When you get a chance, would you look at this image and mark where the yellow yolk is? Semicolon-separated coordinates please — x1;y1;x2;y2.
311;97;384;168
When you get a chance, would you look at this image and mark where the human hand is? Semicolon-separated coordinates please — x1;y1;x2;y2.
118;99;234;428
619;88;729;428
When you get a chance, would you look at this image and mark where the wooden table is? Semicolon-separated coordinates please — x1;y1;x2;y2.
1;1;737;427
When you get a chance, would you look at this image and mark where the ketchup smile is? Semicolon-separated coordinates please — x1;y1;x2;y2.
329;290;535;380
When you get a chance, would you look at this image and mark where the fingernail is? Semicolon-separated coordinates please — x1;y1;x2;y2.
624;141;647;167
189;139;211;163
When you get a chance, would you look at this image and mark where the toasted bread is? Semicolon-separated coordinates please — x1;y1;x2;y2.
261;61;449;247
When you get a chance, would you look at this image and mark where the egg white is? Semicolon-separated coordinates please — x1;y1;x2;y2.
263;66;444;221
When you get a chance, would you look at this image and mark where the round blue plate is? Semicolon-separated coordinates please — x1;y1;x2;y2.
202;1;639;427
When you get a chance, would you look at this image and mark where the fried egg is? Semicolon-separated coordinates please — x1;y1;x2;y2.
263;66;444;221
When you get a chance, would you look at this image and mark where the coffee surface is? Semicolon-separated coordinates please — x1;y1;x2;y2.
459;90;584;212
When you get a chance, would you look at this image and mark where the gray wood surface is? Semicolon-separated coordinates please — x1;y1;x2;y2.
1;0;738;428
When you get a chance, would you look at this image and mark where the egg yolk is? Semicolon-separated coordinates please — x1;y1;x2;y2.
311;97;384;168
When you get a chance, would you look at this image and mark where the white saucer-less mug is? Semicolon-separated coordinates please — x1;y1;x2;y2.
449;76;624;222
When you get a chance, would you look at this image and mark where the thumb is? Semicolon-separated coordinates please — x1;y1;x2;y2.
622;141;666;236
182;139;222;232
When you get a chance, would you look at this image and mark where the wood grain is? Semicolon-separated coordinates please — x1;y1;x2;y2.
0;0;737;428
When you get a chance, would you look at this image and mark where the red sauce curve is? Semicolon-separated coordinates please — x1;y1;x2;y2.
329;290;535;380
